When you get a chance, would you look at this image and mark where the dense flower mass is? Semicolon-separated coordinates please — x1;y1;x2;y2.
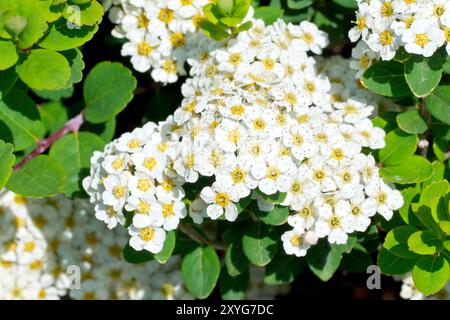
349;0;450;64
85;18;404;259
102;0;253;84
0;190;191;300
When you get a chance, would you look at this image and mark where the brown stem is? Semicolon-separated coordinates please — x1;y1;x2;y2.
14;112;85;170
179;223;227;251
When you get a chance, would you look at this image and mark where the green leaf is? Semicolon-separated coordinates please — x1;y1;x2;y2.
425;86;450;125
33;86;74;101
0;88;45;151
83;62;136;123
123;242;154;264
255;189;287;204
253;6;283;25
63;1;104;26
242;222;278;266
396;109;427;134
404;53;443;98
16;49;71;90
377;247;416;275
264;252;305;285
182;245;221;299
287;0;313;10
225;241;249;276
49;132;105;196
340;247;372;273
413;205;442;236
6;155;65;197
254;205;289;226
220;268;249;300
0;40;18;70
380;155;433;184
154;230;176;264
0;140;15;189
217;0;234;15
378;129;417;166
38;101;68;134
407;231;440;255
412;255;449;295
306;240;342;281
81;118;116;143
422;161;445;190
383;226;418;259
331;0;357;8
432;138;447;161
439;221;450;235
0;67;18;99
60;48;85;88
398;185;421;225
362;60;411;97
420;180;449;209
200;20;230;41
39;18;99;51
232;20;252;34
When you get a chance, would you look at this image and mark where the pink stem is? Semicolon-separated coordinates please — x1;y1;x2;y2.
14;112;85;170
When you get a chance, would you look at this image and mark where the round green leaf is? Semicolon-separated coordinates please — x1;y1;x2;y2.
0;88;45;151
383;226;418;259
425;85;450;125
407;231;440;255
17;49;71;90
181;245;221;299
123;243;154;264
377;248;416;275
0;140;15;189
63;1;104;26
253;6;283;25
6;155;65;198
264;252;305;285
225;241;249;276
396;109;427;134
49;132;105;196
219;268;249;300
380;155;433;184
332;0;357;8
254;205;289;226
84;61;137;123
39;19;99;51
362;60;411;97
0;40;18;70
378;129;418;166
306;240;342;281
404;53;443;98
242;222;278;266
154;230;176;264
412;255;449;295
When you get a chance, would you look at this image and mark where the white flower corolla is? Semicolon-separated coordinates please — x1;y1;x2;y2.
281;230;311;257
350;0;450;62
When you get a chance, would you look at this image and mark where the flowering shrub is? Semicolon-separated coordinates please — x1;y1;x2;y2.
0;0;449;300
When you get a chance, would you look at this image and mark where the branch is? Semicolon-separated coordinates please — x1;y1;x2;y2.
179;223;227;251
14;112;85;170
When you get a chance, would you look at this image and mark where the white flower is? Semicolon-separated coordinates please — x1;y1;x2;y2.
102;172;131;211
365;178;404;220
281;230;311;257
402;20;445;57
251;155;296;195
314;199;353;244
200;182;240;221
129;225;166;253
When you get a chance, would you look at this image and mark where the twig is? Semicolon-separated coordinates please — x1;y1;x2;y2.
179;223;227;251
14;112;85;170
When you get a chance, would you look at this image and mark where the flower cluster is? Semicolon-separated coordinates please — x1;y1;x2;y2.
103;0;252;84
172;19;403;257
85;18;403;258
349;0;450;63
83;120;188;255
0;190;191;300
